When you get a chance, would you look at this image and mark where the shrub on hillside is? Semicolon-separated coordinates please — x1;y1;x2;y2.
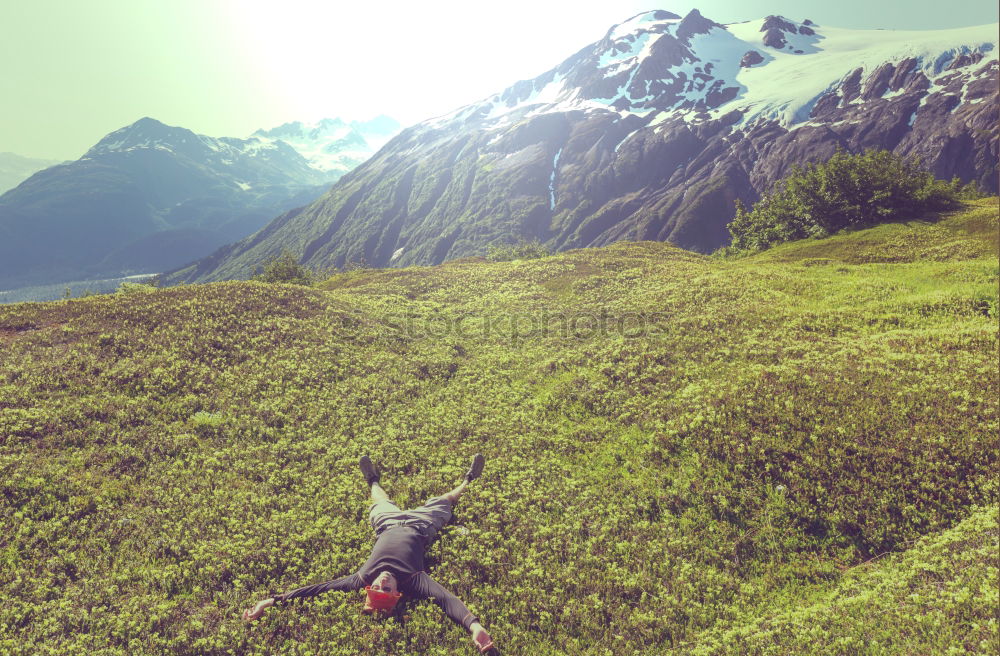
953;178;990;201
253;249;314;285
486;239;551;262
189;411;224;436
727;150;961;252
116;281;157;295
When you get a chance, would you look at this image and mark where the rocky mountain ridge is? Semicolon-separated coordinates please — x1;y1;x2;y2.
163;9;997;282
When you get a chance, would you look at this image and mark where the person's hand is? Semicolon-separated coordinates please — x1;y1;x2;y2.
471;624;494;653
242;597;274;622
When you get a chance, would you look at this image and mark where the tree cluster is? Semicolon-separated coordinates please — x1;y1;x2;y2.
253;250;315;285
727;150;975;252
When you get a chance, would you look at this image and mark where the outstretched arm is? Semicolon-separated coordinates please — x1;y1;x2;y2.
408;573;494;652
242;597;274;622
242;573;363;622
276;573;364;603
469;621;494;653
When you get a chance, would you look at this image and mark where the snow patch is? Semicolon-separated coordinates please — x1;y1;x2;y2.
614;129;641;153
600;32;654;72
486;73;569;119
610;12;680;41
719;22;997;129
198;135;221;152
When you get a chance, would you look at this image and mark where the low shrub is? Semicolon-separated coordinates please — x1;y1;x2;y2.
117;281;157;295
189;411;224;436
486;239;551;262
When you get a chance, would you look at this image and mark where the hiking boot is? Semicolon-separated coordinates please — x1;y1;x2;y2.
465;454;485;481
359;456;380;485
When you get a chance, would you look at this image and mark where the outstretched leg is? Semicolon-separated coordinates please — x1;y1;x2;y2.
371;481;390;504
443;479;469;505
361;455;390;506
444;454;486;505
363;457;405;537
359;455;380;486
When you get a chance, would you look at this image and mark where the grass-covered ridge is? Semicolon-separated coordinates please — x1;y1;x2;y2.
1;199;997;655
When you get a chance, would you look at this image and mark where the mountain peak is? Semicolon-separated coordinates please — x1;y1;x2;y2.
132;116;167;128
80;119;327;185
761;15;798;32
315;118;348;129
121;116;175;138
676;8;723;41
125;117;180;139
605;9;681;42
85;117;195;157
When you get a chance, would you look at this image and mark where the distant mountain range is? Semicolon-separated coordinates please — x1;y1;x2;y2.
0;115;400;290
0;152;62;195
253;116;401;176
163;9;998;284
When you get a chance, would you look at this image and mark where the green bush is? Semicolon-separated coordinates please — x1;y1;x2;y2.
117;281;157;295
253;249;315;285
728;150;960;252
952;177;989;201
189;411;224;436
486;239;551;262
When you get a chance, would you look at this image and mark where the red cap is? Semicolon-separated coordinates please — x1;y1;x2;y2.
363;586;402;613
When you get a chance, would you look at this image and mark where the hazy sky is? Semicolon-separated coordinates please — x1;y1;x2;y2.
2;0;997;160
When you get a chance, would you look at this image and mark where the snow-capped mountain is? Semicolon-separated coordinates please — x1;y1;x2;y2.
453;11;995;129
427;9;997;228
0;117;333;289
163;9;998;283
252;116;401;177
83;117;331;188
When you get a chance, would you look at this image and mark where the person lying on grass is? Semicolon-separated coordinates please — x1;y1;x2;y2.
243;454;496;654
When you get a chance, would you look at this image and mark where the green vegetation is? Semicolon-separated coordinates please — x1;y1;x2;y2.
485;239;551;262
116;281;158;296
252;250;315;286
0;199;996;655
693;503;998;655
727;150;969;253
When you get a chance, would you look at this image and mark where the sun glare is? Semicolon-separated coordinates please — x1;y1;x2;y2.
216;0;665;125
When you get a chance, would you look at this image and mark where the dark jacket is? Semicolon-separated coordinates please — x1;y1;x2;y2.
275;524;478;631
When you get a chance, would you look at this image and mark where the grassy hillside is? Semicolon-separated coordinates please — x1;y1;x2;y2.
1;199;996;655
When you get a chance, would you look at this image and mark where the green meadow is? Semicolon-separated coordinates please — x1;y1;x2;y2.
1;199;997;655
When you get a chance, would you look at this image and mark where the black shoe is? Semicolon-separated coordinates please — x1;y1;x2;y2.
465;454;485;481
359;456;379;485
